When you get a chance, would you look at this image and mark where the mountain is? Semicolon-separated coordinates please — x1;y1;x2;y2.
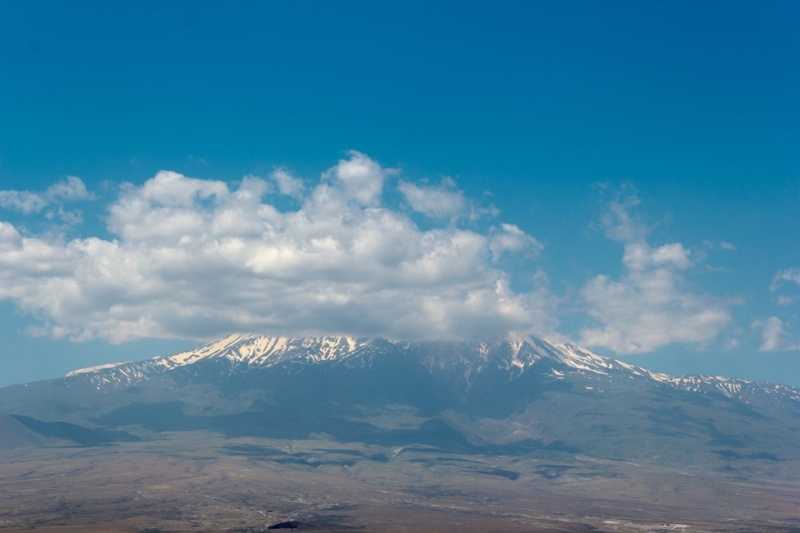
0;412;48;449
2;333;799;472
57;333;800;406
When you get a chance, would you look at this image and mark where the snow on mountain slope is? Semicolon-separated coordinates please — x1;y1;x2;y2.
65;334;394;387
549;340;800;404
158;334;385;368
64;333;800;406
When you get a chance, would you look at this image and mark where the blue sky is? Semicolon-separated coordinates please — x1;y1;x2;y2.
0;1;798;387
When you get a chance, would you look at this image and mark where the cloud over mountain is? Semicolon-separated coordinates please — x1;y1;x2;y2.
0;152;554;343
579;195;732;354
0;155;747;356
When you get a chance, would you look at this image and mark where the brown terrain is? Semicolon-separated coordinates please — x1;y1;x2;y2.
1;431;799;533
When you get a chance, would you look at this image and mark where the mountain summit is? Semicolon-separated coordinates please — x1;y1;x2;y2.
64;332;800;407
2;333;799;471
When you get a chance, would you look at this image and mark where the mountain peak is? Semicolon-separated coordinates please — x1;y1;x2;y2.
60;333;800;411
159;334;385;369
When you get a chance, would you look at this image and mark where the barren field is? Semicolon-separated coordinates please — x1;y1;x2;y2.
1;432;799;533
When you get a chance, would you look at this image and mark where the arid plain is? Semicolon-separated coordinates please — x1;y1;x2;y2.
2;431;800;533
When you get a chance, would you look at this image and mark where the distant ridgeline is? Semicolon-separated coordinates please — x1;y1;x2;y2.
1;333;799;470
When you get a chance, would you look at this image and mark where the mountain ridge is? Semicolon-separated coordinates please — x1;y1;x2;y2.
62;332;800;408
3;332;799;472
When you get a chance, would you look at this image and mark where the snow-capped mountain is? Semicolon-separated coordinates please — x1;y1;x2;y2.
4;332;800;470
64;332;800;408
65;334;396;386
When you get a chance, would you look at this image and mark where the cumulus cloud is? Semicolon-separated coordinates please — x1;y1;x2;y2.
580;194;731;354
270;168;305;198
0;152;554;343
321;150;391;206
754;316;800;352
0;176;92;214
398;177;466;219
489;224;543;263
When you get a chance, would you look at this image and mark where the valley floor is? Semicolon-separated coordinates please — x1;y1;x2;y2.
1;432;799;533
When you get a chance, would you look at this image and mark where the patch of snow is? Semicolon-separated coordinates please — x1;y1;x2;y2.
66;362;130;377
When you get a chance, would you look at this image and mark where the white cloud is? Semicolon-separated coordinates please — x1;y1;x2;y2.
398;177;466;219
47;207;84;226
46;176;92;202
0;176;93;215
270;169;305;198
321;150;391;207
489;223;543;263
771;268;800;290
581;269;731;354
702;240;737;251
622;242;691;271
469;203;501;221
0;190;49;214
580;195;731;354
598;195;648;243
754;316;800;352
770;268;800;305
0;152;554;343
